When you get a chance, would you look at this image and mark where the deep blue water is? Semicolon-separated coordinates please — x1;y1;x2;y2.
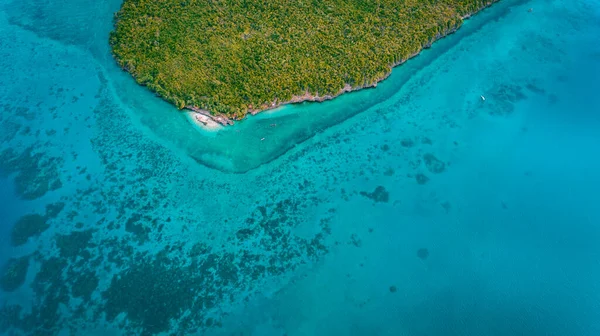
1;0;600;335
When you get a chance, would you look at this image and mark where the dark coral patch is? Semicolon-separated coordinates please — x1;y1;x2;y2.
360;186;389;203
400;138;415;147
71;271;99;301
423;154;446;174
102;254;218;336
0;256;30;292
45;202;65;218
55;229;96;259
486;84;527;116
0;147;63;200
415;173;430;185
417;248;430;260
125;213;152;243
11;214;49;246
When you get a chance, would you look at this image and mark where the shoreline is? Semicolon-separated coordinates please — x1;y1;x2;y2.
184;110;223;131
185;106;233;131
186;1;499;130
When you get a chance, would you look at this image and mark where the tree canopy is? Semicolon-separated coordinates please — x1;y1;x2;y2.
110;0;496;119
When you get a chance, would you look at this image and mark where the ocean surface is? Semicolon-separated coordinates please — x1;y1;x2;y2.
1;0;600;335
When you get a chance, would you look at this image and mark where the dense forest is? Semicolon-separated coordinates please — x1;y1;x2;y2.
111;0;498;119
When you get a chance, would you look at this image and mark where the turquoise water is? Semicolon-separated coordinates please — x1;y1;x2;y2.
1;0;600;334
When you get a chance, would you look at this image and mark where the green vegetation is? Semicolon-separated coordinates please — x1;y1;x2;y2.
111;0;496;118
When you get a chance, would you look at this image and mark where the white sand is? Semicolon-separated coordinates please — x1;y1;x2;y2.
186;111;222;131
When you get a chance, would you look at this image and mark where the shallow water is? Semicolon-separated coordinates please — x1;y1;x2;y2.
1;0;600;335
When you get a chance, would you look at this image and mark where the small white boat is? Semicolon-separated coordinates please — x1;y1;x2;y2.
481;95;486;101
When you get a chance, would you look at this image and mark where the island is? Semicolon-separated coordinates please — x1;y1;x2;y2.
110;0;499;126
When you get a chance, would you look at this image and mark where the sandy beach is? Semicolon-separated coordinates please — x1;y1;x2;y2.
185;110;223;131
